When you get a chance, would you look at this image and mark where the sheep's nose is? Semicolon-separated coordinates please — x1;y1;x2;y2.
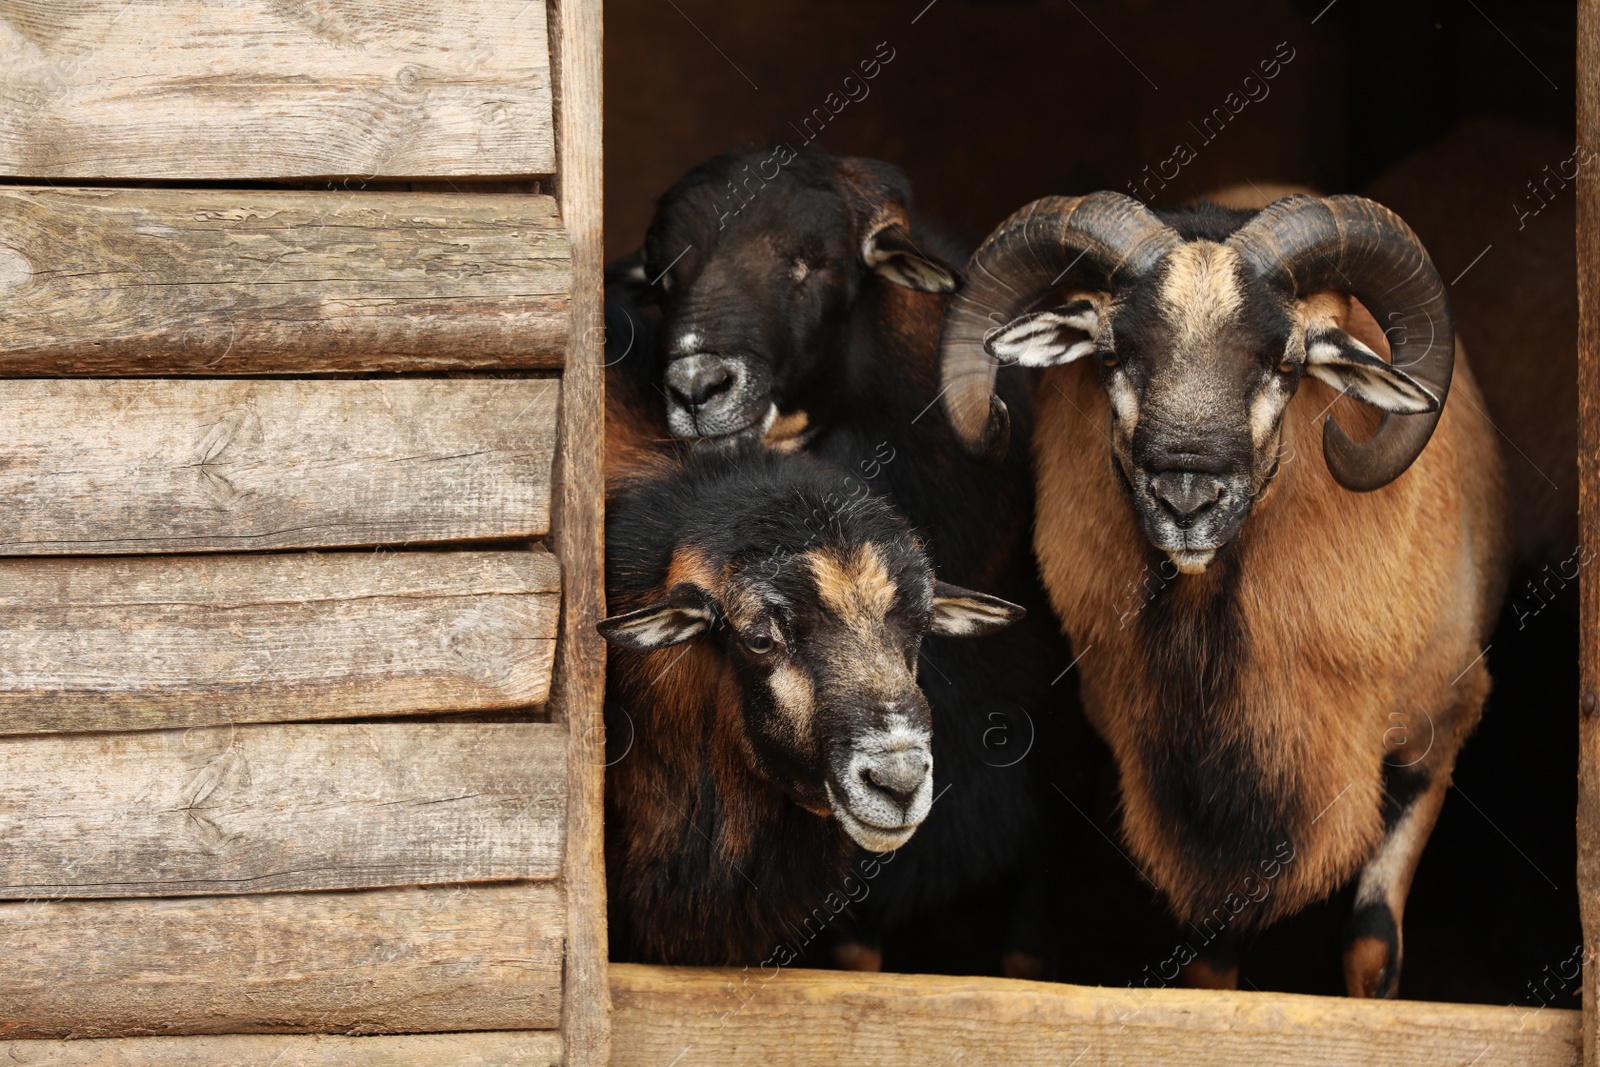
860;749;931;808
1150;470;1226;526
665;354;737;410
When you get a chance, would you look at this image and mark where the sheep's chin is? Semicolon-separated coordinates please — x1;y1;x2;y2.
832;805;920;852
1168;548;1216;575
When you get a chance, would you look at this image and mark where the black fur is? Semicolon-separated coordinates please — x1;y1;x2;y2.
623;147;1078;939
604;441;935;965
1136;551;1302;930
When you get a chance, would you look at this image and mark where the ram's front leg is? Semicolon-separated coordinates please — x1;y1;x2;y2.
1344;681;1486;998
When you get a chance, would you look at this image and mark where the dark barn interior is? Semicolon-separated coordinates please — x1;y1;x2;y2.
603;0;1579;1005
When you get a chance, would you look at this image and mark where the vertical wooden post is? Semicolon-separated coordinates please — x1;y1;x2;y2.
1579;1;1599;1063
546;0;611;1064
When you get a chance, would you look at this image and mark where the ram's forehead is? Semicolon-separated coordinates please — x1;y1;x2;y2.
805;543;899;623
1157;241;1248;348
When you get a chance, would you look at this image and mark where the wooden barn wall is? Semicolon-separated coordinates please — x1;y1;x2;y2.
0;0;608;1061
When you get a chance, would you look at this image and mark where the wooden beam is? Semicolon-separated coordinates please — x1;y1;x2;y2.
0;1031;563;1066
0;380;558;554
0;884;564;1038
1578;2;1599;1064
0;2;553;179
0;188;569;374
546;0;610;1064
0;723;565;898
610;964;1580;1067
0;550;559;734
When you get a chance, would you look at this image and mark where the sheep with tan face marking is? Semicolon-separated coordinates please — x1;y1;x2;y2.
600;380;1022;964
939;192;1511;998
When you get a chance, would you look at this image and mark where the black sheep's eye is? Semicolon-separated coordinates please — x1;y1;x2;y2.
1099;348;1121;369
744;634;775;655
1277;358;1299;376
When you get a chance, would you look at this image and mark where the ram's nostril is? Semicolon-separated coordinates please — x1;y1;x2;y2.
1150;471;1226;525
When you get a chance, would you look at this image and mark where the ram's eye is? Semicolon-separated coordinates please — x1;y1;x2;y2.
744;634;775;655
1099;349;1121;369
1276;358;1298;376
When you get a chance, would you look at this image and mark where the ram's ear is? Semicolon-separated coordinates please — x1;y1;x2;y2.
863;223;960;293
834;155;959;293
604;249;660;305
983;299;1105;367
597;583;716;650
929;582;1026;638
1303;324;1439;415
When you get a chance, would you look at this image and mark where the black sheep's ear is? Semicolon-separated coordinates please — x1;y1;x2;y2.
929;582;1026;638
864;223;959;294
597;583;716;650
604;249;661;306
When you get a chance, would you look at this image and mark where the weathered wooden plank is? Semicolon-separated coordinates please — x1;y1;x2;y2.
0;1;554;179
610;964;1581;1067
1578;3;1600;1065
0;379;558;554
547;0;611;1063
0;550;559;734
0;884;564;1038
0;188;569;373
0;722;565;897
0;1031;563;1066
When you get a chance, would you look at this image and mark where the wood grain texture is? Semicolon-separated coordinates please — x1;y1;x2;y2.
0;188;570;374
0;1031;563;1066
546;0;611;1062
1578;2;1599;1064
0;722;566;897
610;965;1581;1067
0;550;559;734
0;379;558;554
0;884;564;1038
0;1;554;179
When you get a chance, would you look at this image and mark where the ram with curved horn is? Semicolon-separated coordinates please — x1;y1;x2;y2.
941;192;1511;997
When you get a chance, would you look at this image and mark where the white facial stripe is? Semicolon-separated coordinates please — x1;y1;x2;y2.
1248;382;1290;448
768;660;815;726
1109;370;1139;430
673;330;702;355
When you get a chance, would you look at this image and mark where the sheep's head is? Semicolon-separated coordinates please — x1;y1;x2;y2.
623;148;957;441
597;476;1021;850
939;193;1451;574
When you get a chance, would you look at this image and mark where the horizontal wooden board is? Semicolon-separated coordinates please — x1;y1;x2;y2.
0;188;570;373
0;883;564;1038
0;550;559;734
0;2;554;179
0;722;565;898
0;1032;563;1066
0;379;558;553
610;964;1580;1067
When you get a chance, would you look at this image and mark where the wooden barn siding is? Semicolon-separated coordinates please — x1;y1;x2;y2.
0;550;559;733
0;188;570;374
0;1032;564;1066
610;965;1582;1067
0;883;565;1038
0;1;555;179
0;722;566;897
1578;1;1599;1064
0;0;601;1055
546;0;610;1061
0;379;558;554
